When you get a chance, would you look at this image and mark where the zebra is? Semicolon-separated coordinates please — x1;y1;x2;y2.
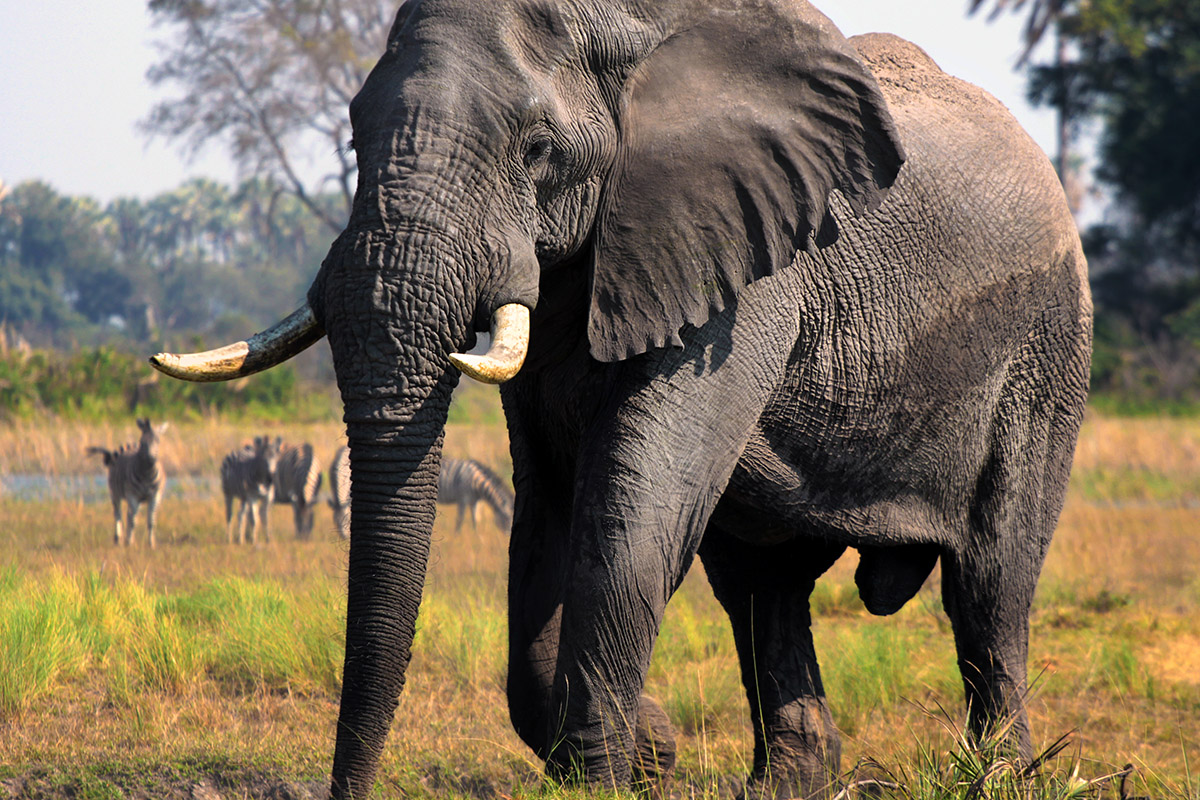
328;453;513;538
328;445;350;540
438;458;513;533
273;442;323;539
220;435;281;544
87;418;168;548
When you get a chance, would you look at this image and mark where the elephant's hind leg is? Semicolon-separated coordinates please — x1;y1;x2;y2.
699;524;845;799
944;349;1086;760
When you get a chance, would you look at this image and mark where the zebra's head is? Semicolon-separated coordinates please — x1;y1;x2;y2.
135;418;168;454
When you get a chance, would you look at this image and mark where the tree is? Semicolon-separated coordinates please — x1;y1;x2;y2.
0;177;332;349
1020;1;1200;405
1033;0;1200;245
967;0;1070;62
973;1;1200;406
0;182;125;341
143;0;396;234
972;0;1200;248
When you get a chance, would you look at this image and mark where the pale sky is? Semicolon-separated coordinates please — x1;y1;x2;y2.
0;2;1055;203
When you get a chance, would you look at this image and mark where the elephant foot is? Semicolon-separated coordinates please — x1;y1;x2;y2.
740;701;841;800
632;694;678;796
740;767;838;800
543;695;676;792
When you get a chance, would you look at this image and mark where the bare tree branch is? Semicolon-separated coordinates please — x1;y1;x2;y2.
142;0;394;234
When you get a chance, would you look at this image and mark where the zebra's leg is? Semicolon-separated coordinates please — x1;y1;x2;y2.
470;500;479;533
454;501;466;534
225;493;236;544
125;499;140;547
247;499;260;545
237;499;250;545
111;496;123;546
261;495;271;543
302;503;316;538
145;491;161;550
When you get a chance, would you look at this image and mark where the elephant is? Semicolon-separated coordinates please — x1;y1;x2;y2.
149;0;1093;797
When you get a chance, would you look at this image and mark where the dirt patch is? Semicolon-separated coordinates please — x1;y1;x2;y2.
0;765;527;800
1146;634;1200;685
0;768;326;800
0;765;751;800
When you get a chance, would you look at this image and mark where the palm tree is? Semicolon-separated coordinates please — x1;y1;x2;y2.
968;0;1070;63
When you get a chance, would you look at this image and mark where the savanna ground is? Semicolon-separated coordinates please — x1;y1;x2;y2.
1;388;1199;799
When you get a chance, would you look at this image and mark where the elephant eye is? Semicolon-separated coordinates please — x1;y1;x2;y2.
524;136;553;170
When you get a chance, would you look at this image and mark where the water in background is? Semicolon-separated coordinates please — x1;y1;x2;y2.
1;473;219;503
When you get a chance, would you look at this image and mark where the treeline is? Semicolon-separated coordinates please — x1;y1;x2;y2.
0;178;335;362
0;341;504;426
0;177;345;421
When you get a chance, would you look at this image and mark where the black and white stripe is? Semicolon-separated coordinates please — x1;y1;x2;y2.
328;445;350;540
273;442;323;539
220;435;281;544
437;458;513;533
87;417;167;548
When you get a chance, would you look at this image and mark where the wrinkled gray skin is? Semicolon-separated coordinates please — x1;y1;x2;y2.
290;0;1093;797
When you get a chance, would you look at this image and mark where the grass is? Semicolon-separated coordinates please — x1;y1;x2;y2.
2;405;1199;797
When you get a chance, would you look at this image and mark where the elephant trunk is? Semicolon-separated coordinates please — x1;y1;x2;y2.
330;402;450;799
317;227;467;799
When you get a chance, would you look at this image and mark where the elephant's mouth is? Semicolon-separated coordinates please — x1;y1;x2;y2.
148;302;532;385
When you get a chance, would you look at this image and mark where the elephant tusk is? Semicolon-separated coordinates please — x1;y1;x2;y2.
448;303;530;384
149;304;324;382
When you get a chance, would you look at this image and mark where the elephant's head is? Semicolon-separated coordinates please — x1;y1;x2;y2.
150;0;903;795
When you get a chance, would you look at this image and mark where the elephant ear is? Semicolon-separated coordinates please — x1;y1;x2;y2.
587;3;905;362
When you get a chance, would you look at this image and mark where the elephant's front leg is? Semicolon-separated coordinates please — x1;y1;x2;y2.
505;424;575;758
506;409;678;789
544;438;713;787
544;342;798;787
